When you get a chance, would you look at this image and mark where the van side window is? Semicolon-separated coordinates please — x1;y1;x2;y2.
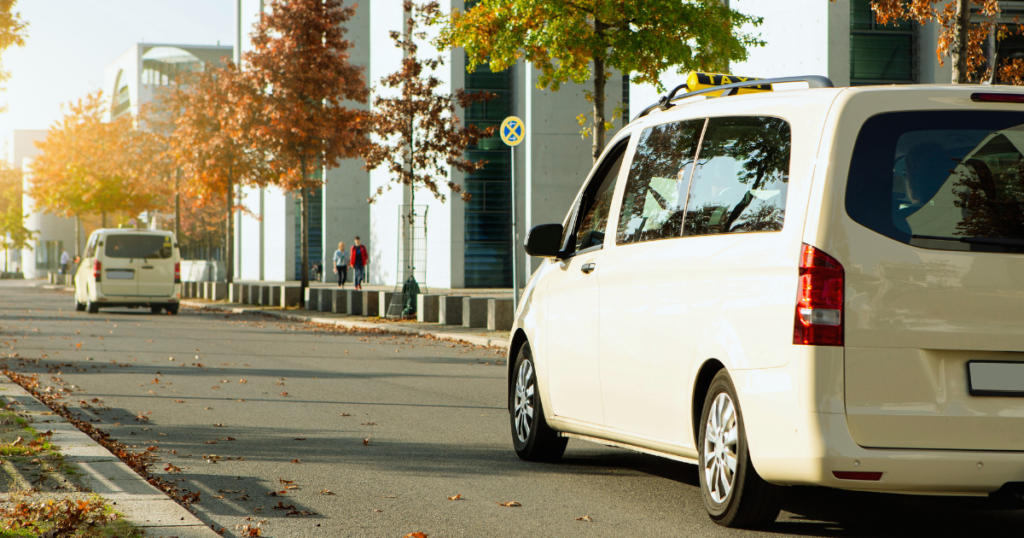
83;236;97;258
682;116;791;236
616;119;705;245
563;141;628;254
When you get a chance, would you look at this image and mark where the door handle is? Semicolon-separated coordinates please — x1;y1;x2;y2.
581;262;596;274
142;265;154;269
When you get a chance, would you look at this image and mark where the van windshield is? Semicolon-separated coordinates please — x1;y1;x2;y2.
846;111;1024;253
104;235;173;259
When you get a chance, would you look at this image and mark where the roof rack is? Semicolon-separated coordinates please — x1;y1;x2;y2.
634;75;835;120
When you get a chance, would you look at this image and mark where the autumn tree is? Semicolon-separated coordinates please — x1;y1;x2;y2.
153;64;268;284
31;92;167;256
0;0;27;112
243;0;369;302
438;0;763;162
363;1;496;206
865;0;1022;84
0;163;32;272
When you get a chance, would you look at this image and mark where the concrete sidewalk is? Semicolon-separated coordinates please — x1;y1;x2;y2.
0;376;221;538
181;298;512;349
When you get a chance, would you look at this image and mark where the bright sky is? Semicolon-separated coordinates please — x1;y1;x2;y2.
0;0;235;150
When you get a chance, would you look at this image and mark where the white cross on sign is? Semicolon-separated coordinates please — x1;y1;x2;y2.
500;116;524;146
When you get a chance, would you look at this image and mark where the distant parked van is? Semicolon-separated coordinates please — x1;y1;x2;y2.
509;73;1024;528
74;229;181;314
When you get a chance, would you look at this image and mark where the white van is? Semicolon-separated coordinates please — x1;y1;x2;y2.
74;228;181;315
510;75;1024;528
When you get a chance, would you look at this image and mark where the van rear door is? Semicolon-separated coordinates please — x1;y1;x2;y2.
136;235;175;297
839;108;1024;451
100;234;139;296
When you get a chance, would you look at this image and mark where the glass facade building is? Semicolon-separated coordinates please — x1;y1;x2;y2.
850;0;917;85
463;56;513;288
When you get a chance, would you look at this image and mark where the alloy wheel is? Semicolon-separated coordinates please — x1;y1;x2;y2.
513;359;535;443
703;392;739;504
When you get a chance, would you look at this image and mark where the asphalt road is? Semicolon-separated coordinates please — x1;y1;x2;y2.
3;281;1024;538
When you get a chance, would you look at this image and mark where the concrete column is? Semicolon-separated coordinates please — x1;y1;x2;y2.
331;289;347;314
462;297;488;328
205;282;215;299
229;283;242;303
376;291;391;317
319;288;333;312
280;286;300;308
259;285;272;306
305;287;320;311
417;294;439;323
347;290;363;315
213;282;227;301
363;290;380;317
438;296;464;325
487;298;514;331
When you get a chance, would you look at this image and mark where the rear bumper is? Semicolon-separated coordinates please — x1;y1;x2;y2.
753;409;1024;495
94;295;178;306
733;351;1024;495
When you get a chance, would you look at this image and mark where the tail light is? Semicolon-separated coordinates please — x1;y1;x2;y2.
793;244;843;346
93;260;102;282
174;262;181;283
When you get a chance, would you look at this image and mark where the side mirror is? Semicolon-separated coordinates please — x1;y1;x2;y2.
524;224;564;258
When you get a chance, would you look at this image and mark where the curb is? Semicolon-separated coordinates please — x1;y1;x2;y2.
181;300;511;349
0;376;221;538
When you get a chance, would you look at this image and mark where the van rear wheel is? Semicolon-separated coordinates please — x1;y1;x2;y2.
74;293;85;312
150;306;163;314
698;370;781;528
86;299;99;314
510;343;567;462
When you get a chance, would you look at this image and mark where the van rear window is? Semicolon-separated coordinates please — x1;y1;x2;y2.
104;235;173;259
846;111;1024;253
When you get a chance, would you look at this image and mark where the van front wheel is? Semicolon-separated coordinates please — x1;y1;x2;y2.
509;343;567;462
698;370;781;528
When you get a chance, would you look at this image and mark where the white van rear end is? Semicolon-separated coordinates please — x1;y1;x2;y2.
74;229;181;314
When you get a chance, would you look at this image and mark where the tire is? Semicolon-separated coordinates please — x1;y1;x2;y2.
698;370;781;528
166;304;179;316
150;306;163;314
509;343;567;462
74;291;86;312
86;299;99;314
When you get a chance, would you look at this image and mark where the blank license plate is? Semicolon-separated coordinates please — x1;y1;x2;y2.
968;361;1024;396
106;269;134;280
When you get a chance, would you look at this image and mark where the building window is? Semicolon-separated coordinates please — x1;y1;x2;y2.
294;172;324;281
850;0;917;85
463;54;512;288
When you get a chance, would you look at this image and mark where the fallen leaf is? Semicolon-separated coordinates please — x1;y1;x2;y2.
279;392;289;397
272;501;296;510
174;400;187;404
239;379;248;383
403;533;428;538
319;489;335;495
293;437;306;441
284;510;316;517
291;459;300;463
496;501;521;507
447;494;462;501
362;436;371;445
339;413;351;417
278;479;294;484
373;508;383;512
575;515;594;522
213;423;226;427
212;386;221;390
361;422;377;426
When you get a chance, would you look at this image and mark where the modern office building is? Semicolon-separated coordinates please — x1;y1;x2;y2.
13;129;73;279
105;43;234;121
234;0;1022;290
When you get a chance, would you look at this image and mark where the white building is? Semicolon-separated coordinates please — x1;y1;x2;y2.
232;0;1024;289
13;129;71;279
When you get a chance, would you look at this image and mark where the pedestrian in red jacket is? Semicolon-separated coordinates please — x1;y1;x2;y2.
350;237;369;290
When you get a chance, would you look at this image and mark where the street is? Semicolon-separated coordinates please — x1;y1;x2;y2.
3;281;1024;538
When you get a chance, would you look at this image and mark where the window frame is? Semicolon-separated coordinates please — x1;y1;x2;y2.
559;138;632;259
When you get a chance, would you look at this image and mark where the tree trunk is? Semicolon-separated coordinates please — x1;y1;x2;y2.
592;49;607;164
225;172;234;284
101;212;107;229
299;155;310;307
174;169;181;243
74;214;81;258
951;0;971;84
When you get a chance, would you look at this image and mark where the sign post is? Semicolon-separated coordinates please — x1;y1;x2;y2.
500;116;524;312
